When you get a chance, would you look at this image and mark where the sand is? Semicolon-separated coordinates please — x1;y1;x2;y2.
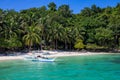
42;51;114;58
0;56;23;61
0;50;119;61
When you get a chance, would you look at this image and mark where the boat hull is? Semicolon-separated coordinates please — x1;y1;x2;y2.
32;58;55;62
24;55;55;62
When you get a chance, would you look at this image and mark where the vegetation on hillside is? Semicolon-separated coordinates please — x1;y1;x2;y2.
0;2;120;52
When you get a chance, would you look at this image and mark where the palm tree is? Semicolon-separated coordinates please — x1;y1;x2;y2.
108;15;120;48
0;10;23;50
1;11;18;39
36;17;47;50
53;23;64;49
48;2;57;11
62;27;70;50
22;25;41;51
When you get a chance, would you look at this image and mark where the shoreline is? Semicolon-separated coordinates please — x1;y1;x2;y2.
0;51;120;61
0;56;23;61
44;51;120;58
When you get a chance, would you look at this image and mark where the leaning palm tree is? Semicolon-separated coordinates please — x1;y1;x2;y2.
22;25;41;51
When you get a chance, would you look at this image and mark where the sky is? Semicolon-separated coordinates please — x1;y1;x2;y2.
0;0;120;13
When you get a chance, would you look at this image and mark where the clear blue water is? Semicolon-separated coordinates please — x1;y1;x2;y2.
0;54;120;80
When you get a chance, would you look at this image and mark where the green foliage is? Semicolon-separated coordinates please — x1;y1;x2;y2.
22;25;41;50
0;2;120;51
95;27;113;47
86;43;104;49
0;38;22;49
58;5;72;17
48;2;57;11
74;39;85;49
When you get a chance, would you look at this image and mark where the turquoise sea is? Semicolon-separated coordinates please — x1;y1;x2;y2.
0;54;120;80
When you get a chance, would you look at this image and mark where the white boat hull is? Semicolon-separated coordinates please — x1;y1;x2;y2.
32;58;55;62
24;55;55;62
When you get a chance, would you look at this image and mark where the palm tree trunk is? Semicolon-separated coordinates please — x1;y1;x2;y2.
51;41;55;50
29;42;32;52
65;40;67;50
55;39;57;50
115;35;119;48
54;40;56;50
69;42;72;50
29;46;32;52
40;44;42;50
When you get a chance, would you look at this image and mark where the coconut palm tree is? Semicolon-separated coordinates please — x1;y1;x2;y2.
22;25;41;51
36;17;47;50
53;23;64;49
0;10;23;50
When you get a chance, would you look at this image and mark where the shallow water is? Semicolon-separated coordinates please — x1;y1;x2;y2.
0;54;120;80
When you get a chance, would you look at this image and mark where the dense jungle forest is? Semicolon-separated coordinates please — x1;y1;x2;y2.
0;2;120;52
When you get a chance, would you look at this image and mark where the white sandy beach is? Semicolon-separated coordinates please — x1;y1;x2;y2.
41;51;116;58
0;50;119;61
0;56;23;61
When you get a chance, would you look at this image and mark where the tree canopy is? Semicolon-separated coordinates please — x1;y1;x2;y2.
0;2;120;52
